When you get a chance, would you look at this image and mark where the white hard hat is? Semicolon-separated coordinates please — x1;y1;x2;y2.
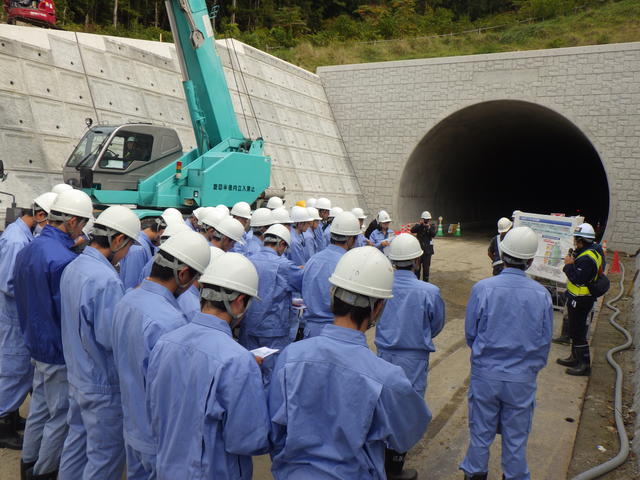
160;222;191;241
330;212;361;236
230;201;251;220
199;252;259;298
271;207;292;225
497;217;513;233
499;226;539;260
291;205;313;223
94;206;141;242
193;207;206;219
329;206;343;218
266;197;283;210
264;223;291;246
316;197;331;211
250;208;272;227
214;217;246;244
351;207;366;220
377;210;392;223
420;211;432;220
307;207;322;221
201;210;227;230
215;205;230;216
51;183;73;195
209;246;225;263
574;223;596;240
33;192;57;214
159;230;211;274
50;189;94;220
306;198;317;208
387;233;423;261
329;246;394;299
161;208;183;225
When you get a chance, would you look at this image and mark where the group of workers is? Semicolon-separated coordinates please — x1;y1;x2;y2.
0;183;603;480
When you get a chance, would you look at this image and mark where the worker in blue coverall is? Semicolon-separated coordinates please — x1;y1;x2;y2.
242;207;272;257
268;246;431;478
459;226;553;480
0;192;55;451
351;207;370;248
239;224;303;384
137;222;191;286
371;210;394;250
148;252;270;480
229;201;252;255
111;230;210;480
287;205;314;266
556;222;605;376
118;213;168;290
376;233;445;480
306;207;322;254
301;211;362;338
322;206;343;247
14;189;94;480
58;206;141;480
315;197;332;251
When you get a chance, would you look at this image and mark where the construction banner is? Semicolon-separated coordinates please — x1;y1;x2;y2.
513;212;584;284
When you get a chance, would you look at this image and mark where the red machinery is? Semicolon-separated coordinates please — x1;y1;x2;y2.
4;0;56;28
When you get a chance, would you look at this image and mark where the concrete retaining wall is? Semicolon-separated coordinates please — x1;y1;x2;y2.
0;25;365;217
633;254;640;469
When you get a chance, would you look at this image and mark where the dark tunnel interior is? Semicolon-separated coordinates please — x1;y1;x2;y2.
398;100;610;236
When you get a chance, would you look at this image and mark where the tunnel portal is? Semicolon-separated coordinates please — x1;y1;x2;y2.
397;100;610;235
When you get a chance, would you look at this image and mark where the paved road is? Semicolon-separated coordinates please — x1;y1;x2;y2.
0;233;588;480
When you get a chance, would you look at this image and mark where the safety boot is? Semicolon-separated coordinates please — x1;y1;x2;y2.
552;315;571;345
11;409;26;431
566;345;591;376
385;449;418;480
0;413;23;450
463;474;487;480
556;345;579;367
20;459;36;480
30;470;58;480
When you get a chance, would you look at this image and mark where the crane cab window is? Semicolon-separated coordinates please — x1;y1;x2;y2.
98;131;153;170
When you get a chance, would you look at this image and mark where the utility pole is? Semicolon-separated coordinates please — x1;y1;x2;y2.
231;0;236;25
113;0;118;28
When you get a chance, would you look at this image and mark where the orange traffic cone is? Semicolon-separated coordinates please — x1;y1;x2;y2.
610;251;621;274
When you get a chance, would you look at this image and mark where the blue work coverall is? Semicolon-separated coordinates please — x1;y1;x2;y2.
111;279;188;480
304;228;317;256
301;245;346;338
369;228;392;250
460;268;553;480
177;284;200;321
0;218;33;418
240;247;303;382
14;225;77;475
354;232;367;248
242;230;263;257
119;231;155;290
315;223;328;251
375;269;445;397
147;312;271;480
268;324;431;479
58;246;126;479
286;227;313;266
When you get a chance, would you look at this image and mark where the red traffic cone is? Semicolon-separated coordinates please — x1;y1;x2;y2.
610;251;621;274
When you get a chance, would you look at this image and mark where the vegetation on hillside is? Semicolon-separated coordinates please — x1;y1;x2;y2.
15;0;640;70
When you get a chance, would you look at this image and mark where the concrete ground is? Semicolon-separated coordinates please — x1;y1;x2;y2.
0;233;610;479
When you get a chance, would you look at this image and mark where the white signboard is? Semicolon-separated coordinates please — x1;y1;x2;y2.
513;212;584;284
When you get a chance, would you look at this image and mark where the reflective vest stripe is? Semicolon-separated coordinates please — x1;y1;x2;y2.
566;249;602;296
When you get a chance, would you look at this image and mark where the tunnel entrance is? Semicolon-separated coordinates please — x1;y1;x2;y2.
398;100;609;236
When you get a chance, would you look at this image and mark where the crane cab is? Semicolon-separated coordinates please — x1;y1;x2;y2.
63;124;183;192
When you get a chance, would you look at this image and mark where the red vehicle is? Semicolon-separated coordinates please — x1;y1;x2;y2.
4;0;56;28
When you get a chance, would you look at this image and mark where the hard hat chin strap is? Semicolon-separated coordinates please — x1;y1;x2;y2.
49;212;86;235
154;253;193;289
92;226;131;261
201;286;252;329
330;286;381;328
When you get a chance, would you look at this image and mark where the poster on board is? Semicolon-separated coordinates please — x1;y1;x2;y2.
513;212;584;284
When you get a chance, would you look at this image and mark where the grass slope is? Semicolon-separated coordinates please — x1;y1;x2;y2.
271;0;640;71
